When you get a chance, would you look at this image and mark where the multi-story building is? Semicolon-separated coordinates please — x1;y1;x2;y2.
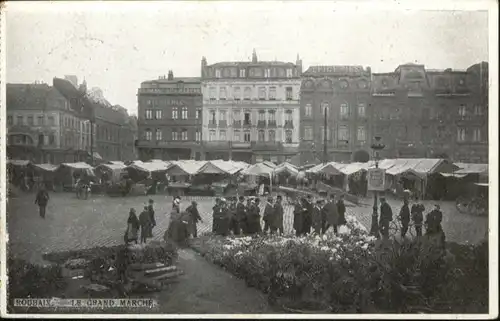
201;50;302;163
137;71;203;161
371;63;488;163
6;76;137;164
299;65;372;163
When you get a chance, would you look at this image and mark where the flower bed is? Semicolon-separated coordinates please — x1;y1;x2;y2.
191;215;488;314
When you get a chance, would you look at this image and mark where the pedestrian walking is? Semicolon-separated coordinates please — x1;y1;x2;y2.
148;198;157;234
273;195;284;235
293;199;304;236
234;196;247;235
379;197;393;239
312;199;324;235
337;194;347;226
186;201;202;238
263;197;275;234
399;199;411;238
323;194;339;235
125;208;139;244
411;197;425;237
34;184;50;219
139;205;153;244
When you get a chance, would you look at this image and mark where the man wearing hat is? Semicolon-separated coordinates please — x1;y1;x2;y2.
312;199;324;235
186;201;202;238
148;199;157;234
379;197;393;239
272;195;284;235
212;198;221;233
263;196;275;234
235;196;247;235
323;194;339;235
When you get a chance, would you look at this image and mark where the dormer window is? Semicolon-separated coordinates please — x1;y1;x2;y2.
286;69;293;78
264;69;271;78
215;69;221;78
239;69;246;78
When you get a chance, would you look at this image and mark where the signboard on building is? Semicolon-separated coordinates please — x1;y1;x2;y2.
367;168;386;191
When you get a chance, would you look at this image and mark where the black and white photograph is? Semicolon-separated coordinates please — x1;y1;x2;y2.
0;0;497;318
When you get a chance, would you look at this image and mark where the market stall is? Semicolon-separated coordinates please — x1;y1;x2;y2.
166;160;206;196
29;163;59;191
55;162;96;192
125;161;171;195
194;160;249;196
241;162;275;195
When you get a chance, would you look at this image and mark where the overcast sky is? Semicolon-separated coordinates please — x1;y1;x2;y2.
5;1;490;115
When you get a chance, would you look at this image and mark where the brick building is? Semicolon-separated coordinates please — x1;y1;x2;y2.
136;71;203;161
6;76;137;164
371;63;488;163
299;65;372;164
200;50;302;163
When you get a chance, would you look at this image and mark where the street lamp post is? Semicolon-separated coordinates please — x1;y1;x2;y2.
370;136;385;237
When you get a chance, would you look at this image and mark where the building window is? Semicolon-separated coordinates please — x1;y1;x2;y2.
285;87;293;100
338;125;349;141
215;69;221;78
340;103;349;119
181;129;188;141
258;87;266;100
155;110;162;120
172;107;179;119
49;134;55;145
357;126;366;142
181;107;188;119
258;110;266;122
145;129;152;141
209;87;216;100
196;108;202;119
457;128;466;142
258;130;265;142
17;115;24;125
459;104;467;117
209;130;216;141
155;128;162;141
472;128;481;142
7;115;13;125
244;131;251;142
147;99;152;106
37;115;44;126
268;130;276;142
304;126;313;140
195;130;201;142
233;130;241;142
219;87;227;100
233;110;241;124
269;87;277;100
321;126;331;141
285;130;293;143
358;103;366;118
48;116;55;126
233;87;241;100
268;110;276;124
256;155;264;163
264;68;271;78
244;111;251;125
244;87;252;100
474;105;483;115
25;115;33;126
172;130;179;141
305;104;312;117
286;69;293;78
219;130;226;141
239;69;246;78
219;110;227;122
209;110;216;124
321;102;329;116
285;110;293;122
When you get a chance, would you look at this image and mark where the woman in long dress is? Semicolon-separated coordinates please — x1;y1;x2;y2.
125;208;140;244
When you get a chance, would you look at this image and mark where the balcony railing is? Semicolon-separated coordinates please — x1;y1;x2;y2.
251;141;281;150
284;120;294;128
257;120;267;128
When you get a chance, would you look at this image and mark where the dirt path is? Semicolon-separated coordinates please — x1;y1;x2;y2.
154;247;275;314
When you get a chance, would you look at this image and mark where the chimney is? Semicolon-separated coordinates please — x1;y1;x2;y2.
201;56;207;78
252;49;258;63
296;53;302;74
168;70;174;80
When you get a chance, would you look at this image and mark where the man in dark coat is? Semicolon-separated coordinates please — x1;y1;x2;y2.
148;199;156;233
425;204;446;249
227;197;238;236
35;185;50;219
216;199;230;236
379;197;393;239
139;205;153;244
302;195;313;235
323;194;339;234
247;198;262;234
337;194;347;226
411;197;425;237
235;196;247;235
399;199;411;238
263;197;275;234
186;201;202;238
293;199;304;236
212;198;221;233
312;199;324;234
273;195;284;235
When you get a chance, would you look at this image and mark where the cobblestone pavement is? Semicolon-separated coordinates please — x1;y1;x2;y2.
7;192;488;263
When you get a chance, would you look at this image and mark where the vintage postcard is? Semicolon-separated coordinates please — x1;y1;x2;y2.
0;0;498;319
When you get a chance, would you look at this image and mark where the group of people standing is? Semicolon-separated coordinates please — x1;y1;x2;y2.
124;199;157;244
211;195;285;237
293;194;347;236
